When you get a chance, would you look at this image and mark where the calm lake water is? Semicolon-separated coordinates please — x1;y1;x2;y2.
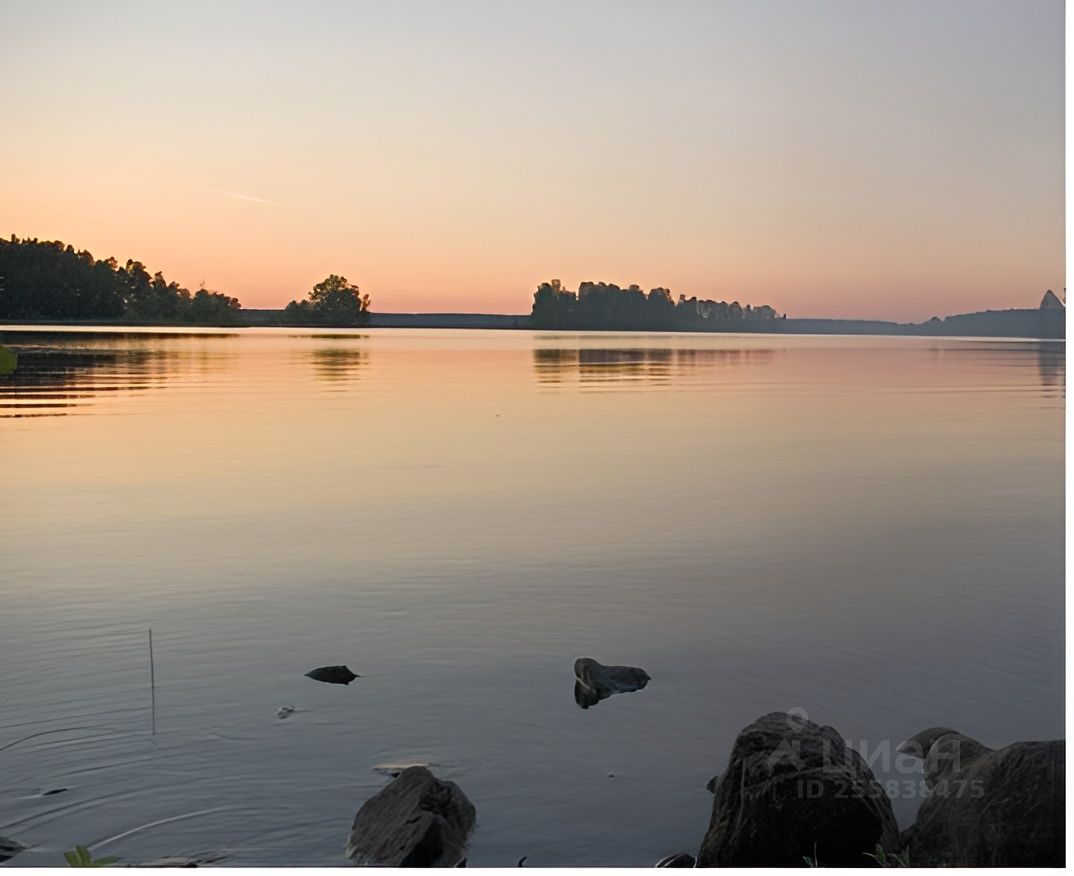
0;328;1064;866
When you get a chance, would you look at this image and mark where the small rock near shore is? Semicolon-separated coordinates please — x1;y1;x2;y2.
305;665;359;685
573;657;650;709
345;766;476;867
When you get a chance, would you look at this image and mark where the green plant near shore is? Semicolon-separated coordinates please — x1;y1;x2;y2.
0;344;15;375
865;844;911;867
803;843;909;868
63;845;121;867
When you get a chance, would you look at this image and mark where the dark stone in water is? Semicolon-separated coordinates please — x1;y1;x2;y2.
897;727;1064;866
0;836;26;864
573;657;650;709
345;766;476;866
655;852;695;867
305;665;359;685
696;711;900;867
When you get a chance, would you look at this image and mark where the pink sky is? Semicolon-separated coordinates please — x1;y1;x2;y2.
0;0;1063;321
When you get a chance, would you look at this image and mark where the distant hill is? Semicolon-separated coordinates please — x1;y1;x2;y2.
779;310;1064;339
369;312;528;329
238;310;528;329
910;307;1064;339
778;291;1064;339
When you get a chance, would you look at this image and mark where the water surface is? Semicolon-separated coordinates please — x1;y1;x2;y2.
0;328;1064;866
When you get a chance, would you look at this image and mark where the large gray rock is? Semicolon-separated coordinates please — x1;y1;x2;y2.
573;657;650;709
345;766;475;867
898;727;1064;866
696;712;899;867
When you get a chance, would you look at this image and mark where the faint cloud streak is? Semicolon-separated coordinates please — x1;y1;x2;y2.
202;186;276;206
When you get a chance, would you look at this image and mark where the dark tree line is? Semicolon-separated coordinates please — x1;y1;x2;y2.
0;236;242;324
530;279;782;331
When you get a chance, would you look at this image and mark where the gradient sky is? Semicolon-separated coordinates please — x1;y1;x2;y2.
0;0;1063;320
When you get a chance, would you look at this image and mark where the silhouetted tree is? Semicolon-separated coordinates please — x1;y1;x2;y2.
285;274;371;327
531;279;577;329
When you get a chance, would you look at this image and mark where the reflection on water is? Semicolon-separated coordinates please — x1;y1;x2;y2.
533;346;777;385
0;327;1064;867
0;331;377;416
307;346;369;383
0;331;239;418
0;347;171;417
1037;343;1065;389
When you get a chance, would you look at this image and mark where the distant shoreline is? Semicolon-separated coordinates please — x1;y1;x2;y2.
0;306;1064;339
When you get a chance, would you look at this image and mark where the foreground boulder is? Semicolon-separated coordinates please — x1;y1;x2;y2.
696;712;899;867
305;665;359;685
898;727;1064;866
573;657;650;709
345;766;475;866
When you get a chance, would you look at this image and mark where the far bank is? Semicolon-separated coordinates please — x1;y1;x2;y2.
1;298;1065;340
239;305;1065;339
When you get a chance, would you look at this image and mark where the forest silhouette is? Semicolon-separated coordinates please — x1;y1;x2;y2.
0;237;376;328
0;236;242;324
530;279;781;331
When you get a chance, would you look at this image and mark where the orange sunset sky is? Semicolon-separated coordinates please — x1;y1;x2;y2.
0;0;1064;321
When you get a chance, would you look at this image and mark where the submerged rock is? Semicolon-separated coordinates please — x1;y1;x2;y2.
345;766;476;867
573;657;650;709
0;836;26;864
898;727;1064;866
305;665;359;685
696;711;899;867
